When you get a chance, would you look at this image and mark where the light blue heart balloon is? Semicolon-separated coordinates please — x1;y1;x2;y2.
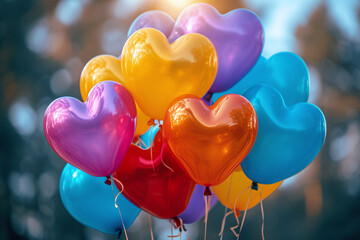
241;85;326;184
213;52;309;106
60;164;141;234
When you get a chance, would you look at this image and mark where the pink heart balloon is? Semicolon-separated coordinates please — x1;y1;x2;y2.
44;81;136;177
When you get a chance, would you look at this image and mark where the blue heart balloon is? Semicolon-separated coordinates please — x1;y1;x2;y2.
138;125;159;149
213;52;309;106
241;85;326;184
59;164;141;234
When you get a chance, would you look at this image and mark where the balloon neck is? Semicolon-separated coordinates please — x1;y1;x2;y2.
105;176;112;185
251;181;258;191
147;119;156;126
204;186;212;196
115;229;122;239
172;217;182;229
204;92;213;102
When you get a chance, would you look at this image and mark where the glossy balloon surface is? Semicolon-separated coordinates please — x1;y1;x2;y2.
121;28;218;120
80;55;150;136
44;81;136;177
212;166;282;212
241;85;326;184
113;128;196;219
169;3;264;92
60;164;140;234
213;52;309;106
163;94;258;186
179;185;218;224
128;10;175;38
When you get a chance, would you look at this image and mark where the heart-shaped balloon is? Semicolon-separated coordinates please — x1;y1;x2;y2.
241;85;326;184
44;81;136;177
212;166;282;212
60;164;140;234
121;28;218;120
179;185;218;224
128;10;175;38
213;52;309;106
169;3;264;92
163;94;258;186
138;127;218;223
113;127;196;219
80;55;151;136
129;3;264;93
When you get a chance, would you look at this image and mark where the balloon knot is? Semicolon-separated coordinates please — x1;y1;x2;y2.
204;92;213;102
204;186;212;196
105;176;112;185
172;217;182;229
147;119;155;126
115;229;122;239
251;181;258;191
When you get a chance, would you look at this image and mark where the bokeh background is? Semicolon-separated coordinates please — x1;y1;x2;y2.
1;0;360;239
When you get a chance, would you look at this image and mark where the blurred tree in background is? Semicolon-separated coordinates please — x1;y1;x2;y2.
0;0;359;239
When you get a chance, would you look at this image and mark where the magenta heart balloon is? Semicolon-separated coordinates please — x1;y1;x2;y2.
44;81;136;177
129;3;264;93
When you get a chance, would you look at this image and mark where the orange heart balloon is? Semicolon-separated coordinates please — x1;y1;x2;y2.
212;166;282;212
80;55;151;136
121;28;218;120
163;94;258;186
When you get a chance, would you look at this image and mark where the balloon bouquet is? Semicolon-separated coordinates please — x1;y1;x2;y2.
43;3;326;239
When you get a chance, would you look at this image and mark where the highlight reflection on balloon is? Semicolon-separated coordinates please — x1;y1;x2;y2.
113;128;196;219
164;94;258;186
213;52;309;106
80;55;151;136
60;164;140;234
121;28;218;120
44;81;136;177
241;85;326;184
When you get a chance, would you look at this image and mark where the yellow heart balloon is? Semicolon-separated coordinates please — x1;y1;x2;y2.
80;55;151;136
121;28;218;120
212;166;283;212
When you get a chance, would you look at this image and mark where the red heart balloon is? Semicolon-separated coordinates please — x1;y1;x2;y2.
163;94;258;186
113;127;196;219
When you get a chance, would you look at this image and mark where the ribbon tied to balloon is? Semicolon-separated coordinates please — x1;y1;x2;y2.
60;164;140;234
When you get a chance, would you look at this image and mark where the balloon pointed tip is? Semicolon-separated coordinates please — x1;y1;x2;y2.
204;186;212;196
105;176;112;185
115;229;122;239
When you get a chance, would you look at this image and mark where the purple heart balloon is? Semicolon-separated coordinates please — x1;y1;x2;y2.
178;185;218;224
44;81;136;177
128;10;175;38
169;3;264;92
129;4;264;93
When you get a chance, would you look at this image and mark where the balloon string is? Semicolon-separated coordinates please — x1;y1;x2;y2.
203;194;213;240
137;137;149;149
167;219;181;239
236;189;252;240
218;211;234;237
219;174;234;240
259;187;265;240
148;214;154;240
161;160;174;172
110;176;129;240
